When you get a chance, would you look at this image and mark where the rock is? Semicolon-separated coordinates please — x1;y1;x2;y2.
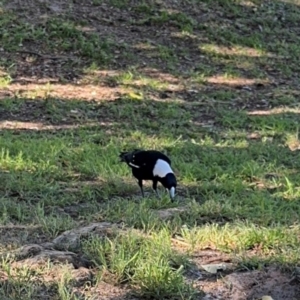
16;244;44;259
14;248;93;269
28;249;77;265
52;222;119;251
201;263;227;274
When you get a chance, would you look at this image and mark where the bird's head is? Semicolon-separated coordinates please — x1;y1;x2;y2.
119;149;143;168
164;173;177;201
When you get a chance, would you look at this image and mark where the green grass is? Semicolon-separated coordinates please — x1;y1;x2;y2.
1;0;300;298
82;229;197;298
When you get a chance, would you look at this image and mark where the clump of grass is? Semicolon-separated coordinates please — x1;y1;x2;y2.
0;261;38;300
56;266;81;300
137;10;196;33
82;229;198;299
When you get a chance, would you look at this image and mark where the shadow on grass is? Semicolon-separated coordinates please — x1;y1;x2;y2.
0;0;300;113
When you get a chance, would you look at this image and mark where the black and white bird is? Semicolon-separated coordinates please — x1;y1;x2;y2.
119;149;177;201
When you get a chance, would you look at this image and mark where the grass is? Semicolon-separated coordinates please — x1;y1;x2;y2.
1;0;300;298
82;229;196;298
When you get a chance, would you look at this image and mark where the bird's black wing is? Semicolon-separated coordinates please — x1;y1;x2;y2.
146;150;172;165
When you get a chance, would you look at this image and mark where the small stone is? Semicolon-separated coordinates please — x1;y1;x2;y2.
201;263;227;274
262;296;274;300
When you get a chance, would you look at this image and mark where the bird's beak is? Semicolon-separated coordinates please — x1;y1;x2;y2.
119;152;127;162
169;187;176;200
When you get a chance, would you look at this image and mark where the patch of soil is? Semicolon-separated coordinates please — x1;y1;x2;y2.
2;0;294;114
197;267;300;300
184;250;300;300
89;282;138;300
0;225;48;250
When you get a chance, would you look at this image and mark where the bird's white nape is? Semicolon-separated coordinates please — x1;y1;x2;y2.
129;162;140;168
153;159;173;177
169;187;175;198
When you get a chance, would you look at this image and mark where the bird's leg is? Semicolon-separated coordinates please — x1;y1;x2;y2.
138;179;144;198
152;180;160;198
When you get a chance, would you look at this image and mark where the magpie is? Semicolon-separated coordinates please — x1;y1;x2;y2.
119;149;177;201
